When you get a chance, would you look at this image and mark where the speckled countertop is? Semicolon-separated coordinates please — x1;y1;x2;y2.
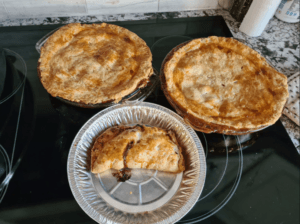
1;9;299;150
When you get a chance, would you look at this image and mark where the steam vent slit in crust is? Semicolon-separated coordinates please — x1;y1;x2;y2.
38;23;153;105
161;36;289;134
91;125;185;174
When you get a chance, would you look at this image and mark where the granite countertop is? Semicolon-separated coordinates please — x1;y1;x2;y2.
0;9;299;151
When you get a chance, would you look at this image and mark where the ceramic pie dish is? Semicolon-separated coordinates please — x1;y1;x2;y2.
160;37;289;135
37;23;158;108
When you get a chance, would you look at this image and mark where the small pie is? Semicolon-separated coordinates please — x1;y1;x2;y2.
91;125;185;174
161;37;289;134
38;23;153;104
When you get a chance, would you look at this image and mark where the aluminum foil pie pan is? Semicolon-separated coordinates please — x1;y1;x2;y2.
36;26;160;109
67;102;206;224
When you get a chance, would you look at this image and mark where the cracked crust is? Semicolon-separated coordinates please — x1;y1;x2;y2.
38;23;153;104
91;125;185;174
161;37;289;134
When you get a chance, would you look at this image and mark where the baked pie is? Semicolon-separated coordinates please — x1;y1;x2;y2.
91;125;185;174
161;37;289;134
38;23;153;104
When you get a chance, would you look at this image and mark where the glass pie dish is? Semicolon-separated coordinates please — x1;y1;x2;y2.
35;25;160;109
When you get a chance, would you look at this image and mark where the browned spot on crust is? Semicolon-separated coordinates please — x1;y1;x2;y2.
268;88;276;96
123;37;131;43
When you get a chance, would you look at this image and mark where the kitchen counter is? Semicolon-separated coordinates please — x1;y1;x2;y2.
1;9;299;150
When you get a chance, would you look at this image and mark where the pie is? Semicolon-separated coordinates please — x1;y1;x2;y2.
91;125;185;174
161;37;289;134
38;23;153;104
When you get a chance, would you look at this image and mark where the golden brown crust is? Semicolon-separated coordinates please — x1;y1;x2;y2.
161;37;289;134
91;125;185;174
38;23;153;104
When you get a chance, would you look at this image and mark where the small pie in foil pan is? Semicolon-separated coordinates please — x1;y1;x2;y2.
67;102;206;224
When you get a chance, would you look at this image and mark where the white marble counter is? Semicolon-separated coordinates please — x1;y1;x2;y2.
1;9;299;150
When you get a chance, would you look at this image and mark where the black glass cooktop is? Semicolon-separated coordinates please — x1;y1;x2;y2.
0;16;299;224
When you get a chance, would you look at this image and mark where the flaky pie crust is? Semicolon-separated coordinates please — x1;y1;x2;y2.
91;125;185;174
161;37;289;134
38;23;153;104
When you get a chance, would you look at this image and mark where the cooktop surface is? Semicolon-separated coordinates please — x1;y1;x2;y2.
0;16;299;224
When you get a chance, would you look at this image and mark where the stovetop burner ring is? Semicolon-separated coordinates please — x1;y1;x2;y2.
0;144;11;203
179;135;244;223
197;134;229;202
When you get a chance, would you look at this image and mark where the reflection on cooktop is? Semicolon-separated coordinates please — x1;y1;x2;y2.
49;95;99;126
0;48;35;203
0;79;35;203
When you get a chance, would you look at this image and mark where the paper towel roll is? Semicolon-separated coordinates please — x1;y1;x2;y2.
239;0;281;37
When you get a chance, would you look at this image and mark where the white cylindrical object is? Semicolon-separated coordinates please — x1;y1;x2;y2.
218;0;235;10
239;0;282;37
275;0;300;23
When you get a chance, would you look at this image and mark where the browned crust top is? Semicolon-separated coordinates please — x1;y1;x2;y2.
38;23;153;104
161;37;288;133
